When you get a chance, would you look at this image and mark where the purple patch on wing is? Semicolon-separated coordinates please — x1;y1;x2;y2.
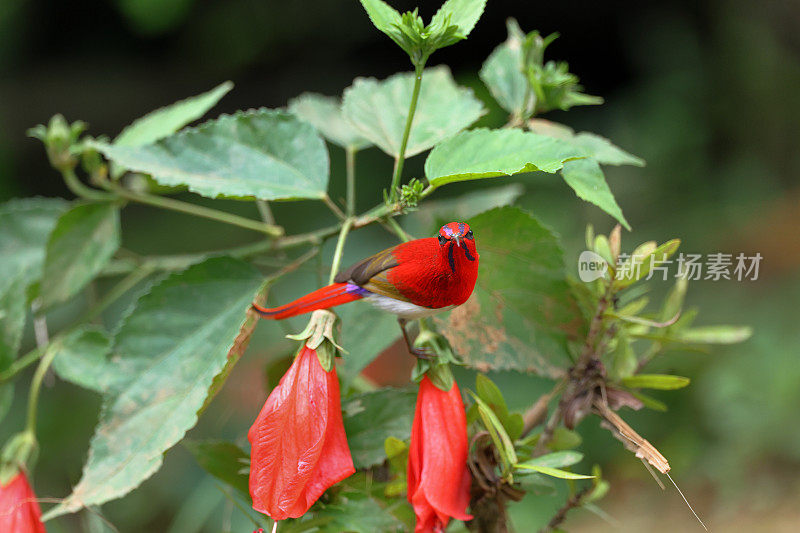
346;283;371;296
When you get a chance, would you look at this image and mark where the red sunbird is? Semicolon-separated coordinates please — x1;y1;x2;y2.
252;222;479;357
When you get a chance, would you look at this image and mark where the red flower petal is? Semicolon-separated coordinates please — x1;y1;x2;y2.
408;376;473;532
0;471;46;533
248;346;355;520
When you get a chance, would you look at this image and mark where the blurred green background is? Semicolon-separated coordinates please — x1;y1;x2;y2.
1;0;798;531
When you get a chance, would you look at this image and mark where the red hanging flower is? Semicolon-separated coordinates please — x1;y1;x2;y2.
0;471;46;533
408;376;473;532
248;345;355;520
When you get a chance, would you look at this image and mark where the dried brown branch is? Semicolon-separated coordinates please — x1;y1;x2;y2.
540;485;592;533
521;378;566;439
593;399;670;474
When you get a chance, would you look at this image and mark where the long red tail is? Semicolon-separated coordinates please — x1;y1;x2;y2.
252;283;364;320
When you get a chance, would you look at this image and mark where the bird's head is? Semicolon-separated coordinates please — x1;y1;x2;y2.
437;222;478;273
438;222;473;248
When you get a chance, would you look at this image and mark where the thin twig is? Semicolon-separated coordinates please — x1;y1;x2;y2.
255;200;276;225
532;401;563;456
345;147;356;216
100;202;403;276
577;282;613;370
106;181;284;236
30;301;49;348
521;378;566;438
540;485;592;533
322;194;346;221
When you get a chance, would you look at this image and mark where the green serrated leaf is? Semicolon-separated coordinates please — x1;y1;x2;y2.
94;109;329;201
0;271;27;427
430;0;486;40
287;487;405;533
561;158;630;230
0;275;27;368
44;257;262;518
0;197;69;292
342;66;485;158
571;132;645;167
358;0;404;50
515;463;593;480
114;82;233;147
622;374;690;390
360;0;484;64
676;325;753;344
40;202;120;308
342;388;416;469
437;207;585;376
526;121;643;227
288;93;371;151
424;128;583;188
183;440;250;499
51;326;118;394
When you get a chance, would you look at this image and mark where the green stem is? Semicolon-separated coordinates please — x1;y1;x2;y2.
322;194;346;221
420;184;437;200
346;147;356;216
25;344;59;435
384;217;411;242
328;218;353;284
98;201;402;276
255;200;276;225
389;62;425;201
62;168;116;201
0;347;44;383
79;266;155;324
108;183;283;236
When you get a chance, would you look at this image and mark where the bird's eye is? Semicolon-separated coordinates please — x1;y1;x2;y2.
438;235;448;245
465;230;473;239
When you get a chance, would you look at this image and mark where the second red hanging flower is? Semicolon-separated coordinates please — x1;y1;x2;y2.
408;374;473;532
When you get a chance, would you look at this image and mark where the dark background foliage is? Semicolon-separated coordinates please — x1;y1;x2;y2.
1;0;798;530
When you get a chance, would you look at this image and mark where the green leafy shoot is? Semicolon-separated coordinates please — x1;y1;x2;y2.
480;19;601;117
359;0;486;66
523;31;602;113
468;391;517;478
475;374;524;441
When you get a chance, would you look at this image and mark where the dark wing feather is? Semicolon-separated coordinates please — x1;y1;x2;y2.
334;246;399;285
333;245;415;303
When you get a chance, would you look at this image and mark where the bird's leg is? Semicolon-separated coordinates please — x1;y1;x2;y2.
398;318;433;360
